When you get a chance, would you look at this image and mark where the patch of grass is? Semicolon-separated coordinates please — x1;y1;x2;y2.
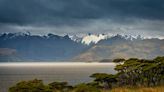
102;86;164;92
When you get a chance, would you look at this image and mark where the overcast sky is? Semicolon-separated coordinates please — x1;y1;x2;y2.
0;0;164;38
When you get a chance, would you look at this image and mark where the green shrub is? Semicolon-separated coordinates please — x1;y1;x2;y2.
9;79;52;92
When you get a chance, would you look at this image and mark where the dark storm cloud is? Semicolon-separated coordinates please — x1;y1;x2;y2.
88;0;164;20
0;0;164;25
0;0;163;38
0;0;102;25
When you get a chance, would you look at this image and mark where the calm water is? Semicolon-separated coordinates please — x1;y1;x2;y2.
0;62;115;92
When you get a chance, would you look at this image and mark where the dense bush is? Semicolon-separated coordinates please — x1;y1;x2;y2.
9;79;52;92
48;82;73;92
114;56;164;86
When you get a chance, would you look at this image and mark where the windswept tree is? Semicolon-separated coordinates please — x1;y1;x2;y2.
113;56;164;86
113;58;125;64
90;73;117;89
48;81;73;92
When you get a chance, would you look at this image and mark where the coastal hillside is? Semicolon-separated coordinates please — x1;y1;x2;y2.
75;35;164;61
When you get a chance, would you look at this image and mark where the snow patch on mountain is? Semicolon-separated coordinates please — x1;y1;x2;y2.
121;35;143;41
69;35;82;42
79;34;146;45
81;34;107;45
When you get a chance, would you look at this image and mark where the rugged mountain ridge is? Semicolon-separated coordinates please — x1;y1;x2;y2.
75;35;164;61
0;32;163;62
0;33;87;61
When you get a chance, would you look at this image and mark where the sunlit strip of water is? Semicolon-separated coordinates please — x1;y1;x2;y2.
0;62;116;67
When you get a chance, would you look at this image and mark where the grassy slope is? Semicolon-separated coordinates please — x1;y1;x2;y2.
101;86;164;92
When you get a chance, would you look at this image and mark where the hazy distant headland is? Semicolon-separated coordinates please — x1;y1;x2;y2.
0;32;164;62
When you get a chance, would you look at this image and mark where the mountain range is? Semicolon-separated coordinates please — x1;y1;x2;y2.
0;32;163;62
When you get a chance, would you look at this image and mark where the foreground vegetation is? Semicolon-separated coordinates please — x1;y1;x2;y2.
106;86;164;92
9;56;164;92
